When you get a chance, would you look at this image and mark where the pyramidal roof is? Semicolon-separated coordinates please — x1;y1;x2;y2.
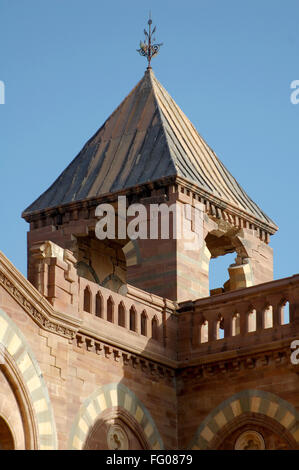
23;69;277;232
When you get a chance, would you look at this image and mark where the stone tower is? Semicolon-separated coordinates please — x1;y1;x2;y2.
23;69;277;303
1;31;299;450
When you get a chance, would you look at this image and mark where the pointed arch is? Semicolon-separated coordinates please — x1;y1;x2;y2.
141;311;148;337
95;291;103;318
247;307;256;332
200;320;208;344
189;389;299;450
129;306;137;332
280;299;290;325
107;296;114;323
232;313;240;336
118;302;126;328
0;308;57;449
83;286;92;313
263;304;273;329
216;314;224;340
68;383;164;450
151;316;159;340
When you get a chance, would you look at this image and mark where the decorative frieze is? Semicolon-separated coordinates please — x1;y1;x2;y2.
178;347;291;383
74;333;175;382
0;265;76;340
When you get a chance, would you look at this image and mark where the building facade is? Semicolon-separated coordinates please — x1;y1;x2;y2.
0;67;299;450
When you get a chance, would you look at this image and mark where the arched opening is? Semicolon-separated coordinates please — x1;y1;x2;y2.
151;316;159;340
76;236;127;292
200;321;208;344
209;252;236;293
263;305;273;329
118;302;126;328
107;297;114;323
232;313;240;336
141;311;147;337
0;416;14;450
216;314;224;340
129;307;136;332
205;233;238;294
247;309;256;333
83;286;92;313
281;301;290;325
95;292;103;318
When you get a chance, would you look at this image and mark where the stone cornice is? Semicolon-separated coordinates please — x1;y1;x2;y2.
74;332;175;383
21;176;177;222
22;174;277;237
177;339;298;382
175;175;278;235
77;320;177;368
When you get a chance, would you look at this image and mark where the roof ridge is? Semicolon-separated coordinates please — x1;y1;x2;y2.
147;70;179;175
148;72;277;230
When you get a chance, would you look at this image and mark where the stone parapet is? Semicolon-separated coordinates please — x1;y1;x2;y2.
178;274;299;364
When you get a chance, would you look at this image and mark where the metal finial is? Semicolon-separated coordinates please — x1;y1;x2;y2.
137;14;163;69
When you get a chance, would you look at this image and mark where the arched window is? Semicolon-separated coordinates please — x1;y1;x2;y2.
141;311;147;336
129;306;136;332
263;305;273;329
95;292;103;318
281;301;290;325
118;302;126;328
200;321;208;344
216;314;224;340
107;297;114;323
232;313;240;336
247;308;256;332
84;286;91;313
151;316;158;340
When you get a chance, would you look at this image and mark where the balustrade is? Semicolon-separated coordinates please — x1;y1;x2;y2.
79;277;165;343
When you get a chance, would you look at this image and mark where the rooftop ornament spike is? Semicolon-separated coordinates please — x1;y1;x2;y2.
137;13;163;69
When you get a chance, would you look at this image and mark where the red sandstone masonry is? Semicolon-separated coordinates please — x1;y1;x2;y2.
1;245;299;449
178;274;299;363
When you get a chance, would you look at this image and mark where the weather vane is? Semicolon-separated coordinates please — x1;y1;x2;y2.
137;13;163;69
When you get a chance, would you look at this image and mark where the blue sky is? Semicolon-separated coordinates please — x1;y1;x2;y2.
0;0;299;290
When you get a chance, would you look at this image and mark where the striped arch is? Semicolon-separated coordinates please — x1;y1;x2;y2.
0;308;57;449
122;240;141;267
190;389;299;449
68;383;164;450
